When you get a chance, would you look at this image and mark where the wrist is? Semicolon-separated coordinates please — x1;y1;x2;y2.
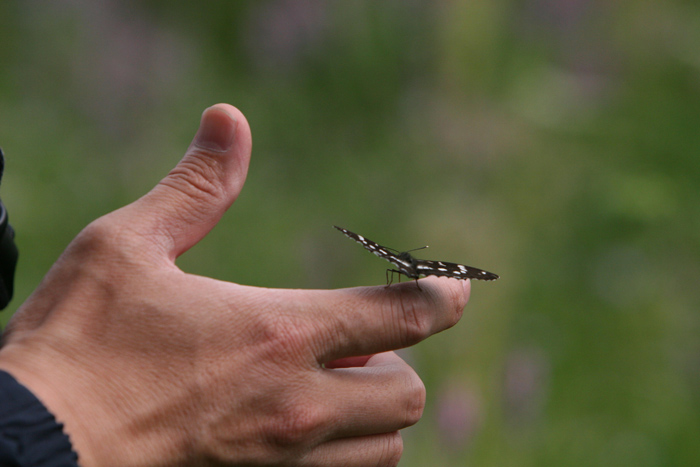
0;340;194;467
0;369;79;466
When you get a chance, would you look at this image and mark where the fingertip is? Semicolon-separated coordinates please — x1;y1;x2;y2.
193;106;237;152
414;277;469;326
194;104;251;153
462;278;471;304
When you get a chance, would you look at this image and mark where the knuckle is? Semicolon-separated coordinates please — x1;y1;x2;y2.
377;432;404;467
402;374;426;427
68;216;135;267
244;313;328;381
266;399;326;449
161;154;227;207
395;297;433;346
70;214;158;270
249;311;312;360
395;280;467;344
71;217;117;254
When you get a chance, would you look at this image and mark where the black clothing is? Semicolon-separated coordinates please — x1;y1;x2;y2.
0;370;79;467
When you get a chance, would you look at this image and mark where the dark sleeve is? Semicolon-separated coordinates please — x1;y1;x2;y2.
0;370;79;467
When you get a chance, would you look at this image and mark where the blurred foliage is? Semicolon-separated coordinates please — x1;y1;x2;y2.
1;1;699;465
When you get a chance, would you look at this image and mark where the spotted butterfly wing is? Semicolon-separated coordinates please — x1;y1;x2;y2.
334;226;498;283
414;259;499;280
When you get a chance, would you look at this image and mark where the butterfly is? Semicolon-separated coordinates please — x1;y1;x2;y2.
334;226;499;287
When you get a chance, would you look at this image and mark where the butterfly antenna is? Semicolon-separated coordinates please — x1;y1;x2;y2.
406;245;429;253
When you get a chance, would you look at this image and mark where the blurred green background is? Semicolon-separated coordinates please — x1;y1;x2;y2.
1;1;699;465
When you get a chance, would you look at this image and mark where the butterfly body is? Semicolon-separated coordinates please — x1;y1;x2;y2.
334;226;499;285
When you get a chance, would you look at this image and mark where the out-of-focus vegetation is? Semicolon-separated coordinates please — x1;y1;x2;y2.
1;1;699;465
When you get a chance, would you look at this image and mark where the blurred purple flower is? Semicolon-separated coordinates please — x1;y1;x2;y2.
435;381;482;450
503;348;550;426
24;0;195;138
246;0;330;73
524;0;592;33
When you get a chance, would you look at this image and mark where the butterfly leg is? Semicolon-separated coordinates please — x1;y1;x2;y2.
385;269;402;287
414;278;422;291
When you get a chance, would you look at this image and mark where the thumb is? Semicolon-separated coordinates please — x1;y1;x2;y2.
130;104;252;260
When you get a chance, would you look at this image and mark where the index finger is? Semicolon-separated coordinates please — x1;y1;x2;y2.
303;276;471;363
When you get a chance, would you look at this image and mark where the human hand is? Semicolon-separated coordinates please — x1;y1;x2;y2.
0;104;470;466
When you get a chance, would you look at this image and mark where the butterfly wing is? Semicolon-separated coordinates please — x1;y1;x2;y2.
415;259;499;281
334;226;499;282
333;226;413;271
